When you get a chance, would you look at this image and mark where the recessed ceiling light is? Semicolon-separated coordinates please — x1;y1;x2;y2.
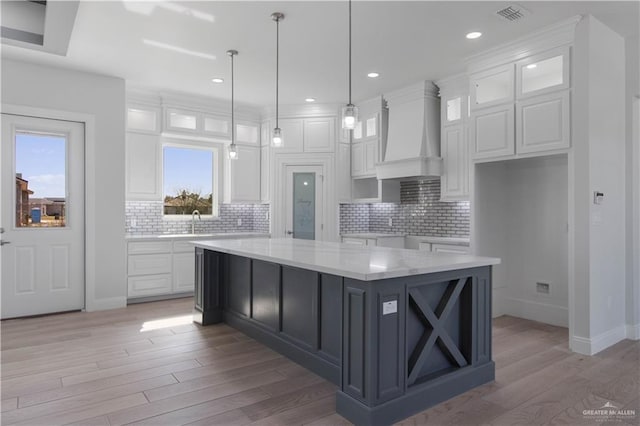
526;63;537;69
367;72;380;78
211;78;224;83
466;32;482;40
305;98;316;103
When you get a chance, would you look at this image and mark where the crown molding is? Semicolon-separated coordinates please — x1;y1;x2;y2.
261;102;341;120
465;14;582;73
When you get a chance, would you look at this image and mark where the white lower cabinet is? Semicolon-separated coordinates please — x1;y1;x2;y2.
173;252;196;293
128;275;172;297
431;243;471;254
341;236;404;248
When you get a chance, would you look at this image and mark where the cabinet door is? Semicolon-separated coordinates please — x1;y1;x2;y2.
236;122;260;146
342;237;366;246
337;143;352;202
203;114;230;138
351;142;365;177
128;253;172;276
440;124;468;200
364;140;378;176
418;242;432;252
304;118;335;152
471;104;515;160
228;146;261;202
277;119;304;152
516;47;570;99
173;252;195;293
516;91;570;154
365;238;377;246
260;146;270;202
125;133;161;200
470;64;514;110
128;274;172;298
441;95;463;126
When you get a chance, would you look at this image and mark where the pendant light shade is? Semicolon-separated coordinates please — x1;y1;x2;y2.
341;0;358;131
227;49;239;160
271;12;285;147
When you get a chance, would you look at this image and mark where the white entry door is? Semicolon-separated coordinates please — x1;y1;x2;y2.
1;114;85;319
284;165;323;240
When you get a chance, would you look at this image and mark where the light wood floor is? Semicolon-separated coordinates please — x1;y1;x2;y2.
1;298;638;426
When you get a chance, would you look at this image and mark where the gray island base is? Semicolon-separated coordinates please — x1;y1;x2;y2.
192;238;500;425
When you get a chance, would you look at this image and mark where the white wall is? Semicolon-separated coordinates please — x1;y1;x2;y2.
474;156;569;327
572;16;627;354
625;33;640;339
2;59;127;310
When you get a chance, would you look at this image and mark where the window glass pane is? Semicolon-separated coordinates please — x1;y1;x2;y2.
522;55;564;94
292;173;315;240
169;112;197;130
163;146;213;215
446;97;461;122
127;108;157;131
476;70;511;104
15;133;66;228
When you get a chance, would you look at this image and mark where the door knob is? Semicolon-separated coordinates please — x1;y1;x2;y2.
286;231;293;235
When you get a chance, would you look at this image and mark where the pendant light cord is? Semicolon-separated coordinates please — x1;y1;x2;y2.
348;0;352;106
275;17;280;129
231;53;235;145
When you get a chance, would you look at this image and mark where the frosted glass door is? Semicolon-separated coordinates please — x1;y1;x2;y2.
292;173;315;240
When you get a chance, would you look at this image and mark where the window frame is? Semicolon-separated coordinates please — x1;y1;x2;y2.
161;137;222;220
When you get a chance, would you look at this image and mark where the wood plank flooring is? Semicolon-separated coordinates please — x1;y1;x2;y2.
1;298;638;425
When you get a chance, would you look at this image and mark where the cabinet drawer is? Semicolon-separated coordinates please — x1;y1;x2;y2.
128;274;172;297
431;243;470;254
342;237;366;246
173;241;196;253
128;253;172;276
128;241;171;255
418;242;432;252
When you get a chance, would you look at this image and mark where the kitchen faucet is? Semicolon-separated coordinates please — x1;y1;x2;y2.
191;210;201;234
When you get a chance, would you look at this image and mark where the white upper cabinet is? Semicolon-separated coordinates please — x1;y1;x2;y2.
273;118;304;152
165;108;199;133
225;145;261;203
260;146;270;202
337;143;352;203
516;47;570;99
350;96;387;179
125;132;161;200
235;122;260;146
203;115;230;138
471;104;515;160
516;91;570;154
437;75;470;201
127;105;161;133
441;124;468;200
470;64;514;110
303;117;335;152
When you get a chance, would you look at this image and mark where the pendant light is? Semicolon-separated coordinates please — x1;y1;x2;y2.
271;12;285;147
227;49;239;160
341;0;358;130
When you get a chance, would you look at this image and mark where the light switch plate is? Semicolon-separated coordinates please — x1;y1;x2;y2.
382;300;397;315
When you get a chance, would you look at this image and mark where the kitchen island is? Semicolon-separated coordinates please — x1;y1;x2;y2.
192;238;500;425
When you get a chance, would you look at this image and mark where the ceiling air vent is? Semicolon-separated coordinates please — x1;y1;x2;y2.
495;4;531;22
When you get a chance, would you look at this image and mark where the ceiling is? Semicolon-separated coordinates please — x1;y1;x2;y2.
2;1;638;108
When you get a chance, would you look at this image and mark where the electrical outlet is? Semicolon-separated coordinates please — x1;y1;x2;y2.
237;218;242;227
388;217;393;227
130;218;136;228
536;282;550;295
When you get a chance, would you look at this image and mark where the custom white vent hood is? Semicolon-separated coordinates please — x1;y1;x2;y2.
375;81;442;181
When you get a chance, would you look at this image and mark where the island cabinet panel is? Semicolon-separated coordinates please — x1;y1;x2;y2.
193;248;224;325
343;286;366;401
281;266;319;349
251;260;281;332
319;274;342;363
226;255;251;318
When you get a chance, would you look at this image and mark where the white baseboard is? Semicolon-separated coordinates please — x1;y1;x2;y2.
626;323;640;340
571;325;627;355
85;296;127;312
496;295;568;327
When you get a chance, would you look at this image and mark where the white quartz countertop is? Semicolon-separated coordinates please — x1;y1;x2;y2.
406;235;471;246
193;238;499;281
126;232;270;241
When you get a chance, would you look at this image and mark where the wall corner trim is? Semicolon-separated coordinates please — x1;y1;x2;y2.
626;323;640;340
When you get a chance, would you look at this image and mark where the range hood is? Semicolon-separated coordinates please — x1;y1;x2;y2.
376;81;442;181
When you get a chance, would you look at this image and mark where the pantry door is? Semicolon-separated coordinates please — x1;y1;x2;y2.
284;165;324;240
1;114;85;319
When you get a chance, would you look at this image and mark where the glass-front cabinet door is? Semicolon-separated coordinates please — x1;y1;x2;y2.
516;47;570;99
470;63;514;110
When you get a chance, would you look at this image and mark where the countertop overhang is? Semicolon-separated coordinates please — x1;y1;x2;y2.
193;238;499;281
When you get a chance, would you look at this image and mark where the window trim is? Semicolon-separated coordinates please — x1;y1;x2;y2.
161;137;223;220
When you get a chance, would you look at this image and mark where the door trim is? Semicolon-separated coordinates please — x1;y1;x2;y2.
273;153;336;241
2;104;105;311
